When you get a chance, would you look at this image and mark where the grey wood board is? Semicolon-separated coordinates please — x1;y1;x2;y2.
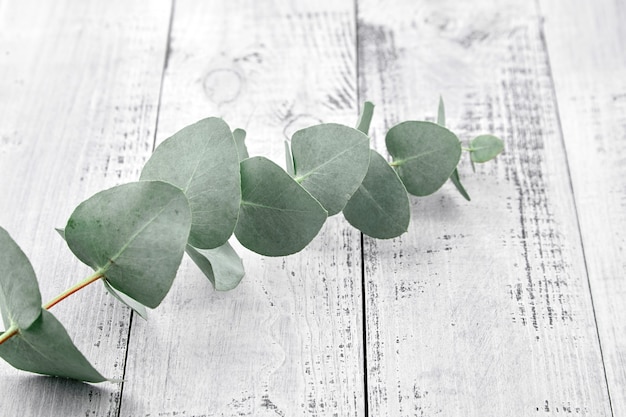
0;0;623;416
358;0;612;415
118;1;365;416
0;0;171;415
541;0;626;414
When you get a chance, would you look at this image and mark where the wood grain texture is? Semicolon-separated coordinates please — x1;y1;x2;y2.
358;0;612;415
118;1;365;416
540;0;626;414
1;1;623;416
0;0;171;415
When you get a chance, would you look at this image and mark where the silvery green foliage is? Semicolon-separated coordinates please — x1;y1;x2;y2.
0;99;503;383
65;181;192;308
0;227;42;329
0;228;108;382
291;123;370;216
235;156;327;256
470;134;505;163
387;121;463;196
185;243;244;291
140;118;241;250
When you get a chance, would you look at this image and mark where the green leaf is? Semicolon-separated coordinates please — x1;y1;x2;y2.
386;121;461;196
435;97;470;201
343;150;410;239
102;280;148;320
292;123;370;215
284;140;295;176
140;117;241;249
233;128;249;161
235;157;327;256
356;101;375;135
0;227;42;329
450;169;471;201
55;228;148;318
65;181;191;308
469;134;504;163
0;310;107;383
186;243;245;291
437;96;445;127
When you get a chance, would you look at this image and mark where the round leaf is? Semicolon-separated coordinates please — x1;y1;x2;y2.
54;228;147;318
235;157;327;257
140;117;241;249
65;181;191;308
343;150;410;239
469;134;504;163
386;121;462;196
292;123;370;215
0;310;107;383
0;227;42;330
186;243;245;291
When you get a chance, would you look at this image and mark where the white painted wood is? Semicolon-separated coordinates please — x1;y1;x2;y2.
0;0;171;415
118;1;365;416
1;1;622;416
358;0;612;415
540;0;626;414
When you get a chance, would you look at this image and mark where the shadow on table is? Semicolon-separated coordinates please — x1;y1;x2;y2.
4;373;123;412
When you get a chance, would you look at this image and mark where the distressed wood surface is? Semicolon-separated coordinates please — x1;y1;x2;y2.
117;1;365;416
540;0;626;414
358;0;612;415
0;0;171;415
0;0;624;416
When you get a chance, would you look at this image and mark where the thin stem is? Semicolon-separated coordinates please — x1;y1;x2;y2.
43;271;104;310
462;147;473;152
0;323;18;345
0;271;105;346
389;160;403;167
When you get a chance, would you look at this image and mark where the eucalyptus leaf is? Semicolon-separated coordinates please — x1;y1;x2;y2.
356;101;375;135
0;227;42;330
437;96;445;127
65;181;191;308
469;134;504;163
450;169;471;201
292;123;370;215
102;280;148;320
386;121;461;196
0;310;107;383
186;243;245;291
435;97;470;201
55;228;148;318
343;150;410;239
233;128;249;161
140;117;241;249
284;140;295;176
235;157;327;256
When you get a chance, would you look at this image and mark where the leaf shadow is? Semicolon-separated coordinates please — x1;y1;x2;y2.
4;373;119;410
408;187;465;223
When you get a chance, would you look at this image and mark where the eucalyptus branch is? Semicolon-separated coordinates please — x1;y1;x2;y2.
0;98;503;383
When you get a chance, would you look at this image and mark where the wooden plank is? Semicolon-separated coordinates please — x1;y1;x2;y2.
358;0;612;415
540;0;626;414
0;0;171;415
118;1;365;416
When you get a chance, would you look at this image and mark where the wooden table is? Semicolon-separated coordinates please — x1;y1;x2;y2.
1;1;624;416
